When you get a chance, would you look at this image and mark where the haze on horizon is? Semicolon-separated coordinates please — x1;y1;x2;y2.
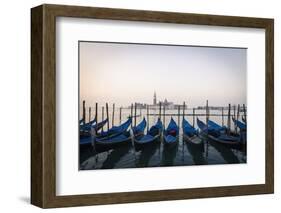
79;42;246;108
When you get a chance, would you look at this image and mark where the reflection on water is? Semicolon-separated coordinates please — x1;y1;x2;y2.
101;145;131;169
186;142;206;165
161;143;178;166
80;134;246;170
136;143;159;167
208;140;239;164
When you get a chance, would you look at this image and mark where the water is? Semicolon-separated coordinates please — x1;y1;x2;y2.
80;108;246;170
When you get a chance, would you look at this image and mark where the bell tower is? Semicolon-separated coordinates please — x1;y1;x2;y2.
153;91;157;105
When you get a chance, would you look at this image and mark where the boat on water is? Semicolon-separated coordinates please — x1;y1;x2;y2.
207;120;227;132
79;118;96;132
163;117;179;147
134;118;163;148
232;117;246;131
79;118;108;146
132;118;147;138
80;135;95;146
95;130;132;150
96;117;132;139
93;119;108;132
94;118;132;149
79;118;85;125
232;117;247;143
197;118;242;148
182;117;202;145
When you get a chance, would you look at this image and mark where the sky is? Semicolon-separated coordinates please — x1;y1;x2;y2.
79;41;246;108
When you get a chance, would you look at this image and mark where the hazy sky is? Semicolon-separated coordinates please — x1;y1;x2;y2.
79;42;246;107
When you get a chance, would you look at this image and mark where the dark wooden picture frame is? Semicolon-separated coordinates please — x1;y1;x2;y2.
31;4;274;208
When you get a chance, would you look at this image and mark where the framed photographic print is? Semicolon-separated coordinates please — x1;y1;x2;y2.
31;4;274;208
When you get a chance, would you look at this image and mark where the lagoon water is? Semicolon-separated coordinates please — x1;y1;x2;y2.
80;108;246;170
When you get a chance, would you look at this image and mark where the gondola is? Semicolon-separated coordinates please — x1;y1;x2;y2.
94;118;133;150
134;118;163;148
79;135;95;146
79;118;108;146
79;118;85;125
79;119;108;141
232;117;246;131
79;117;96;132
132;118;147;137
208;119;241;138
95;130;132;150
232;117;247;143
207;120;227;132
163;117;179;147
182;117;202;146
96;117;132;139
197;118;241;148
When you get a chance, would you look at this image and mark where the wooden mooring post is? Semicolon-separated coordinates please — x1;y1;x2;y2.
101;106;104;131
206;100;209;125
82;100;85;122
237;104;240;121
243;104;247;124
112;103;115;127
205;100;209;158
221;107;224;126
159;102;162;120
106;103;109;130
130;103;133;127
233;105;236;132
235;104;240;133
227;104;231;134
183;102;185;120
163;104;166;128
119;107;122;124
147;105;149;132
134;103;137;127
95;103;98;123
178;105;180;128
181;103;184;158
193;108;195;128
89;107;91;122
233;105;236;120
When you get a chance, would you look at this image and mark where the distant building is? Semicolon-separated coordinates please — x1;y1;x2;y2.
162;98;173;108
152;92;174;109
173;104;185;110
127;92;178;109
135;102;147;109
